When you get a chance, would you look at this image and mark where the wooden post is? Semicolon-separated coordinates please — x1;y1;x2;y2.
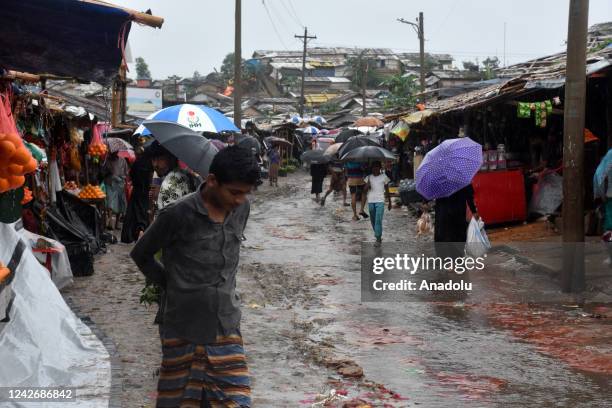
562;0;589;293
233;0;242;128
111;76;120;128
119;64;127;125
362;53;368;117
418;12;425;92
295;27;317;117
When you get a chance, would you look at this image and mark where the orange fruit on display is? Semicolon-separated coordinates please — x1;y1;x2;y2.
0;178;9;193
22;159;37;174
78;184;105;200
8;175;25;189
0;140;16;158
0;133;36;193
12;148;31;165
7;163;23;175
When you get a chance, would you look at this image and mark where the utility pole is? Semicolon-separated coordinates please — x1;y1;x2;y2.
398;12;425;92
503;22;507;68
562;0;589;293
233;0;242;128
361;52;368;117
295;27;317;117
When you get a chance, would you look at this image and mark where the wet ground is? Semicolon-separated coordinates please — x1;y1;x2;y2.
63;171;611;407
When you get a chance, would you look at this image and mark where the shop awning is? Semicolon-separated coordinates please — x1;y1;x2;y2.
0;0;161;84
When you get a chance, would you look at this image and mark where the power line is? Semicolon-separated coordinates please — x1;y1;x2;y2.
267;0;297;37
261;0;289;50
279;0;303;28
286;0;304;28
430;0;459;38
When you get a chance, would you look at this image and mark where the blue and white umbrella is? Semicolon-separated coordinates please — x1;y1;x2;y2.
134;104;238;136
301;126;320;135
312;115;327;125
290;115;302;124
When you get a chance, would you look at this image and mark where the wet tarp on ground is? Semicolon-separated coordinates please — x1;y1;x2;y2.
0;222;111;407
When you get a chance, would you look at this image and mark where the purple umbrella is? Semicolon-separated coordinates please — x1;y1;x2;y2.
416;137;482;200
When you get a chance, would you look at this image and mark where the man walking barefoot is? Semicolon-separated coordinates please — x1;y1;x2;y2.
131;146;260;408
345;161;368;221
321;159;349;207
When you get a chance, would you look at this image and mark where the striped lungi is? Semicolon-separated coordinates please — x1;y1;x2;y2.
157;331;251;408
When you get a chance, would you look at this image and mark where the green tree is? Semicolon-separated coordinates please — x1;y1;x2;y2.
220;53;250;83
381;73;418;109
462;60;479;72
135;57;151;79
422;54;438;72
319;102;340;115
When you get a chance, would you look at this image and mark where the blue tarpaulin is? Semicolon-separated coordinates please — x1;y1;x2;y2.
0;0;132;84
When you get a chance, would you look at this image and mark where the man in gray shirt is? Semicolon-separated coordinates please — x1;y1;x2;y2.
131;146;260;408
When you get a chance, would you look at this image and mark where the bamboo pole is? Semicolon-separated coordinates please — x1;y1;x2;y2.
2;71;40;82
80;0;164;28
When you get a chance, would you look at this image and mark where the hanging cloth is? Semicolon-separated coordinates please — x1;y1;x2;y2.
48;159;62;204
517;102;531;118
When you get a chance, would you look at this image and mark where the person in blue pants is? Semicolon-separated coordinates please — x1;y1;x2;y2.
363;162;392;245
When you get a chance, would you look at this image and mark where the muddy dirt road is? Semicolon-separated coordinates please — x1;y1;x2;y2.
63;171;612;407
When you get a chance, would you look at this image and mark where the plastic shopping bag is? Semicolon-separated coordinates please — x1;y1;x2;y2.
465;217;491;258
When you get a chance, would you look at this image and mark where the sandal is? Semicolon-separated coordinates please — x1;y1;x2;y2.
352;215;360;221
360;212;369;219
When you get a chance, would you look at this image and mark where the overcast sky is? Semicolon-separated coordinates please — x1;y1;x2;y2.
114;0;612;80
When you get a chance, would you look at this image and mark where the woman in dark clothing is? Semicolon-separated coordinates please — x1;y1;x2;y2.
310;162;328;202
121;152;153;243
434;184;479;259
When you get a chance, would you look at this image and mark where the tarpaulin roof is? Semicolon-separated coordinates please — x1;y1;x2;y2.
0;0;133;84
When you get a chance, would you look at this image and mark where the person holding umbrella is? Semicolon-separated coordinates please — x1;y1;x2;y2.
310;160;328;203
148;142;200;212
434;184;479;260
416;137;482;262
345;161;368;220
321;158;349;207
363;162;392;245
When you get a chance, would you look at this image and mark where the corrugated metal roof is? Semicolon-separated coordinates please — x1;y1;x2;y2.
304;94;342;104
309;61;336;67
270;62;314;70
304;77;350;83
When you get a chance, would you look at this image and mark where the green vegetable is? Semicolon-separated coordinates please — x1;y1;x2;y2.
140;283;161;306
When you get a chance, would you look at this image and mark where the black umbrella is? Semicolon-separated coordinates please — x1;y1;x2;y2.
264;136;293;147
142;121;219;177
301;149;331;164
334;128;362;144
236;135;261;155
337;135;381;158
340;146;396;162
